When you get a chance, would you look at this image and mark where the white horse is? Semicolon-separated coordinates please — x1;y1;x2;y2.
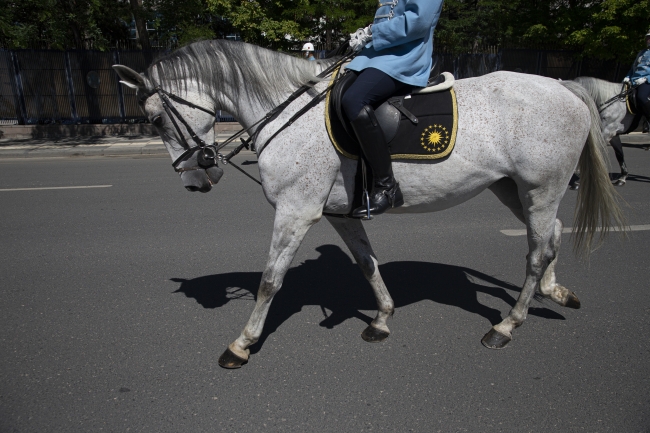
572;76;645;186
113;40;625;368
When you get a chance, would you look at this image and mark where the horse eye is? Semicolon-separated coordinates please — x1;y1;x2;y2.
152;115;163;126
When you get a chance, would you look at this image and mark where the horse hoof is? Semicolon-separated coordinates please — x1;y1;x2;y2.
218;348;248;369
481;328;512;349
565;292;581;309
612;179;625;187
361;325;390;343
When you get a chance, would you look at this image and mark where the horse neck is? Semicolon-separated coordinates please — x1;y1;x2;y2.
217;79;273;132
575;77;621;105
214;51;328;132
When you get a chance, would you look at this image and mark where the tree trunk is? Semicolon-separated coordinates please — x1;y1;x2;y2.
129;0;151;50
70;25;84;50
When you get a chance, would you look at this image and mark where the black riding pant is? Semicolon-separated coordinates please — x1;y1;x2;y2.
636;82;650;118
341;68;414;121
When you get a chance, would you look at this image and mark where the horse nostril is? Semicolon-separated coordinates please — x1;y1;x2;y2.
185;186;199;192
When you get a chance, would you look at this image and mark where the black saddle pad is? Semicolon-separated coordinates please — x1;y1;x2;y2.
325;67;459;161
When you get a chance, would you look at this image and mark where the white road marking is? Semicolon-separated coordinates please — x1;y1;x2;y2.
501;224;650;236
0;185;112;192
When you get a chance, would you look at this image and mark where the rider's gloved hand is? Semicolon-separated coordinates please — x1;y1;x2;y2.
635;77;647;85
623;77;631;84
349;25;372;53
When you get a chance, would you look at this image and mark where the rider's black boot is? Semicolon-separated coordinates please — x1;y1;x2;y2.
350;105;404;219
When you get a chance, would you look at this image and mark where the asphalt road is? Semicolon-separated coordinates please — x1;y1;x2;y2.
1;144;649;432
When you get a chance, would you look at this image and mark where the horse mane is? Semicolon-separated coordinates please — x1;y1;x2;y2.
572;76;622;106
145;39;337;110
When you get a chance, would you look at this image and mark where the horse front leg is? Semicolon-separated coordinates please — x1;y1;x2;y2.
326;216;395;342
218;209;319;368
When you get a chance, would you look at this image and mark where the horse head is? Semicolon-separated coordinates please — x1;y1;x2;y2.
112;64;222;193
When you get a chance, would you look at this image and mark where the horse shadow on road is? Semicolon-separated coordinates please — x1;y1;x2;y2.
171;244;564;354
625;173;650;183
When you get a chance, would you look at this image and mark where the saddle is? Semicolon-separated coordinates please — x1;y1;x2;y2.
326;68;458;160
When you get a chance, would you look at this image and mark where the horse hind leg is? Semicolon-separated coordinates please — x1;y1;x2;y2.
610;136;628;187
537;219;581;309
326;216;394;342
482;187;564;350
489;179;579;310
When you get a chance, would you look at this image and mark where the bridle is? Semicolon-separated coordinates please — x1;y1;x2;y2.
155;87;221;174
146;50;356;186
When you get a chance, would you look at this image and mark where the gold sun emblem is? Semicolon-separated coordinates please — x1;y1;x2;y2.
428;131;442;145
420;125;449;153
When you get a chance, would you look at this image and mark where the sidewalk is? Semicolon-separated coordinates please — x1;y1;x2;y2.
0;132;248;159
619;132;650;146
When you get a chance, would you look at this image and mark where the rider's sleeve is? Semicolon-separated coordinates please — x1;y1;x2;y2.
371;0;443;51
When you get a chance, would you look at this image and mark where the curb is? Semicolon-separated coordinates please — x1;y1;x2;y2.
0;146;168;159
0;134;247;159
0;122;242;140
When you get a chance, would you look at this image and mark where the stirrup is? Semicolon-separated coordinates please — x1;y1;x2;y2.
361;189;373;221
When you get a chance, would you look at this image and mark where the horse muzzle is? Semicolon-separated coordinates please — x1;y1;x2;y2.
181;166;224;192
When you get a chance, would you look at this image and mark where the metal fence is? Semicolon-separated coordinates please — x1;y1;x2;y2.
432;49;628;81
0;48;629;125
0;49;236;125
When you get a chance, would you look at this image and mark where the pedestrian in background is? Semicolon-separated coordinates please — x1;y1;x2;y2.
302;43;317;61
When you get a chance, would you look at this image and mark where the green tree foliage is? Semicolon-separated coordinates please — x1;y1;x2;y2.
0;0;131;49
279;0;377;50
568;0;650;60
1;0;648;63
202;0;375;50
146;0;217;47
437;0;649;62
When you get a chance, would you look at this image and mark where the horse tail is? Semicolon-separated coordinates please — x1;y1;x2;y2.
560;80;627;259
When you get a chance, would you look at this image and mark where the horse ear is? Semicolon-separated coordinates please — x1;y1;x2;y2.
112;65;145;90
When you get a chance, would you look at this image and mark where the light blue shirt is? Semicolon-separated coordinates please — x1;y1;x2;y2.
627;49;650;81
346;0;444;88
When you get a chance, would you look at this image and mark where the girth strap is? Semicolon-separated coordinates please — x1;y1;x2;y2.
388;97;418;124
